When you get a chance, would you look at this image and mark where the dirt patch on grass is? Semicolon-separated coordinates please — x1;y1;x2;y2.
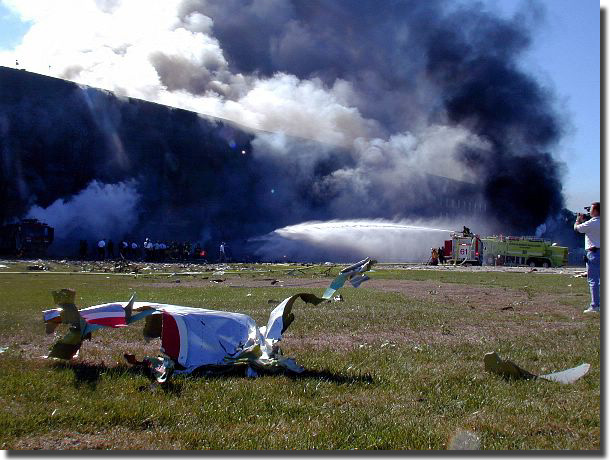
11;427;182;450
283;317;584;352
138;276;577;317
142;276;331;290
1;328;161;366
9;277;586;364
281;278;585;351
367;279;541;312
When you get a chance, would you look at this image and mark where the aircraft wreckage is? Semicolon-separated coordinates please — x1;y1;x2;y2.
484;352;590;385
42;258;376;382
41;257;590;385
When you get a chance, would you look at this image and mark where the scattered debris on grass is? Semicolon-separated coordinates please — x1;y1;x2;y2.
484;352;590;384
323;258;375;299
27;264;49;271
42;258;376;384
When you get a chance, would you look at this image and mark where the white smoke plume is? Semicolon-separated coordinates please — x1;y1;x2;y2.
0;0;492;157
26;180;140;252
0;1;377;146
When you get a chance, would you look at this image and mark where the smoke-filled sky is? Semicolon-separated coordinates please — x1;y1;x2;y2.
0;0;600;212
0;0;600;260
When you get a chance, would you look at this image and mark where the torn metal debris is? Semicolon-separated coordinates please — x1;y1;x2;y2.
42;258;376;381
27;264;49;271
323;257;375;299
484;352;590;384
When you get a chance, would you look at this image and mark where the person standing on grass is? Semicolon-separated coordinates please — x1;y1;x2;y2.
438;247;445;264
429;248;438;266
219;242;227;262
131;241;140;260
97;238;106;260
574;201;600;314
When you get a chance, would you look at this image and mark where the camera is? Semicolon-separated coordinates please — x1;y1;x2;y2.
577;206;592;222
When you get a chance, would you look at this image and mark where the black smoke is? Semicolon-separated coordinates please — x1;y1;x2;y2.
424;5;565;231
186;0;565;233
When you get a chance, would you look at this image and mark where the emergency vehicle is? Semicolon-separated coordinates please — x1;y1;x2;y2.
444;228;483;265
480;235;568;268
0;218;54;257
443;229;568;268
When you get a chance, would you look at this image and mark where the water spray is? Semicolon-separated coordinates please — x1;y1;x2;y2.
251;218;461;263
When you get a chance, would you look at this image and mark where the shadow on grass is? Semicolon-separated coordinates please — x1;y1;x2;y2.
190;365;375;385
53;360;374;394
291;368;375;385
51;360;183;395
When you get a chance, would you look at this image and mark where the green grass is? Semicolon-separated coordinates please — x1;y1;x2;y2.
0;266;600;450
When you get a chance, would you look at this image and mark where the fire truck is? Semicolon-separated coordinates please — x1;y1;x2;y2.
0;218;54;257
443;228;569;268
480;235;568;268
444;227;483;266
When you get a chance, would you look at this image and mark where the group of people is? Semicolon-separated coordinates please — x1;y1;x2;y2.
429;247;446;265
80;238;208;262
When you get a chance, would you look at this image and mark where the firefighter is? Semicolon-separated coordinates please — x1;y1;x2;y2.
429;248;438;266
438;247;445;264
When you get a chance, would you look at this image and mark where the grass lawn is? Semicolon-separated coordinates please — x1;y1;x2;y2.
0;264;600;450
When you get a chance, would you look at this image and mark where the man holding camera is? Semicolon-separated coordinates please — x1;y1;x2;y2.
574;201;600;313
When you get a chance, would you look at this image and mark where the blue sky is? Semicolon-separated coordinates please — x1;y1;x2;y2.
0;0;601;213
0;2;29;50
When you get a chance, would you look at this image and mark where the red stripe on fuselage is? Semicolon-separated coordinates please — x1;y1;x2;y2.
86;317;126;327
161;312;180;360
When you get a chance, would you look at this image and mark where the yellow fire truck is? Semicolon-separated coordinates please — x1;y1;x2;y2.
480;235;568;268
443;228;569;268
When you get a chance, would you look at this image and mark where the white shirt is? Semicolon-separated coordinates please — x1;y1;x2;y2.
574;216;600;250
